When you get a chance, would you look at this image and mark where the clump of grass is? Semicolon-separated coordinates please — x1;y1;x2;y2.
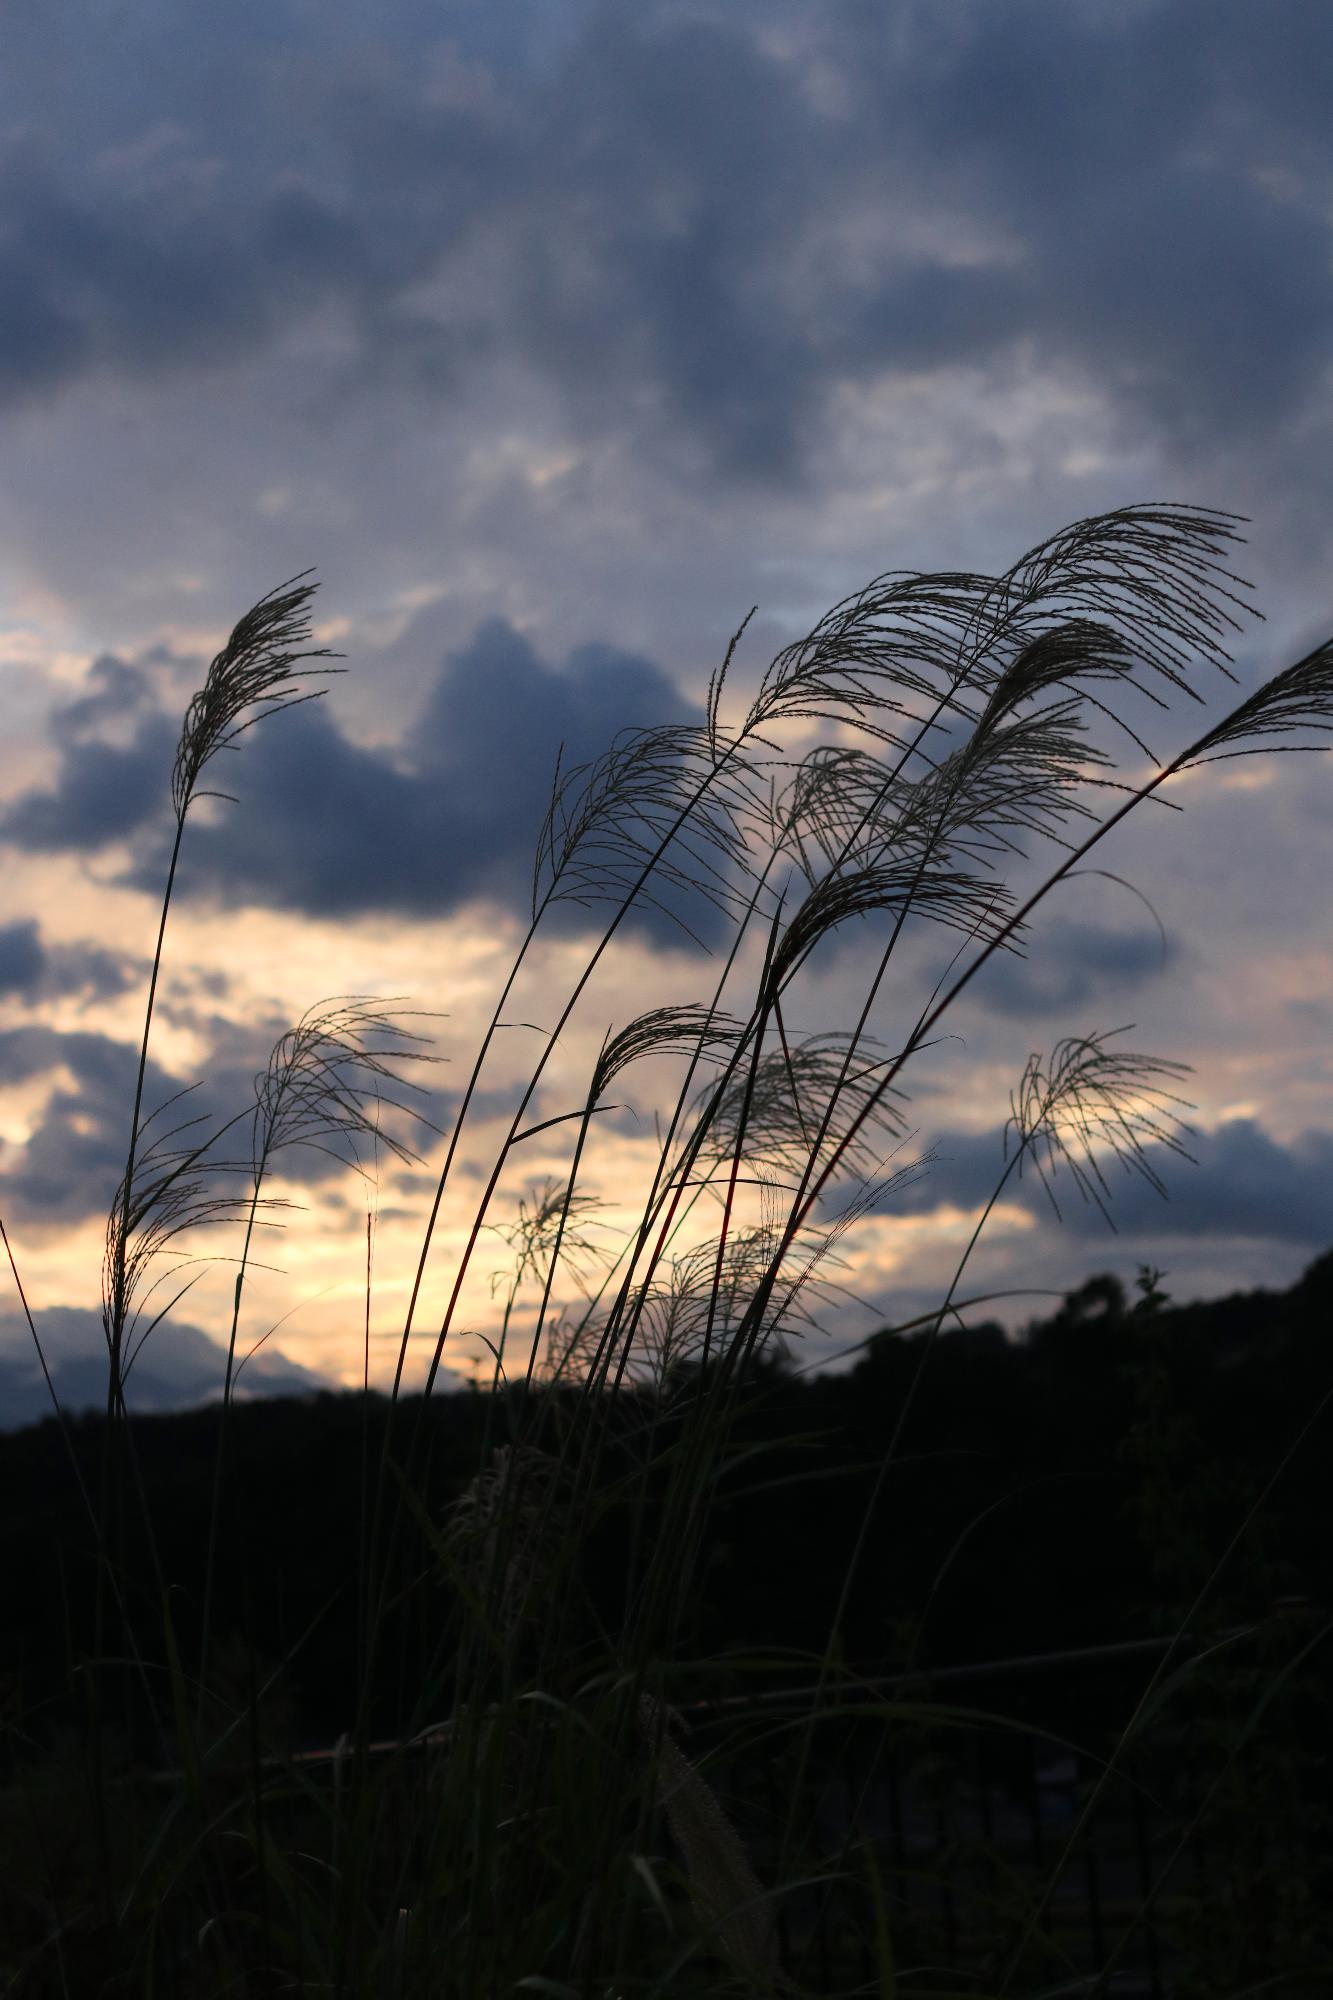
7;502;1333;1997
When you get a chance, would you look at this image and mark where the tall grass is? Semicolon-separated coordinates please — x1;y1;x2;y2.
5;503;1333;1996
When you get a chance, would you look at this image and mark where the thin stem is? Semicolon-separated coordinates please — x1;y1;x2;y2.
197;1165;268;1721
107;816;186;1409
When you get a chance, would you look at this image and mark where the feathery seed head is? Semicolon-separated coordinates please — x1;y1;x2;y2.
768;856;1016;993
592;1004;746;1103
1005;1028;1195;1225
703;1031;909;1183
637;1691;779;1988
1182;636;1333;767
252;995;441;1179
491;1176;610;1299
172;572;342;824
533;723;762;941
443;1444;564;1643
745;505;1255;758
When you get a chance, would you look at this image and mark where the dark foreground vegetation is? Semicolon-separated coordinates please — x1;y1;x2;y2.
5;1256;1331;1995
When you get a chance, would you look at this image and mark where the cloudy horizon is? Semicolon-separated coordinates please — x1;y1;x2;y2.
2;1;1332;1427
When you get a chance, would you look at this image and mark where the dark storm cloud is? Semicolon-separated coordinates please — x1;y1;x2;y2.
889;1114;1333;1253
0;2;1328;484
887;1128;1010;1218
0;1025;188;1225
1;652;175;850
1050;1116;1333;1248
3;617;705;926
0;1304;327;1433
0;1008;443;1230
974;919;1173;1021
1;0;1325;1371
882;0;1333;449
0;919;134;1000
0;135;369;406
45;940;140;999
0;716;176;849
54;653;154;736
541;0;1333;469
0;920;44;995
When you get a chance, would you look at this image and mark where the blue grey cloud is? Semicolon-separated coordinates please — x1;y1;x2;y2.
44;940;140;1000
0;1025;190;1225
1050;1116;1333;1248
891;1115;1333;1252
3;617;711;931
0;0;1330;1347
1;653;174;850
0;918;138;1000
0;1012;447;1230
974;919;1174;1020
1;719;175;850
0;1303;328;1433
0;920;44;995
0;2;1327;487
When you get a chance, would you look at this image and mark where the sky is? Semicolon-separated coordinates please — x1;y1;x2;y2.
1;0;1332;1426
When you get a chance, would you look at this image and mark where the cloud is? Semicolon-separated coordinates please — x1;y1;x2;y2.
0;917;138;1001
0;1025;187;1225
0;1;1327;494
52;652;155;737
0;719;176;850
0;1006;444;1231
0;920;44;995
0;654;175;849
885;1127;1011;1218
0;1303;328;1433
44;939;141;1000
886;1112;1333;1253
0;0;1330;1358
0;0;1328;725
1051;1116;1333;1247
0;131;365;409
4;616;722;936
973;918;1174;1020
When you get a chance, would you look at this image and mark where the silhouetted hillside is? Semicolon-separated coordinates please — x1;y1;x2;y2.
5;1254;1329;1749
